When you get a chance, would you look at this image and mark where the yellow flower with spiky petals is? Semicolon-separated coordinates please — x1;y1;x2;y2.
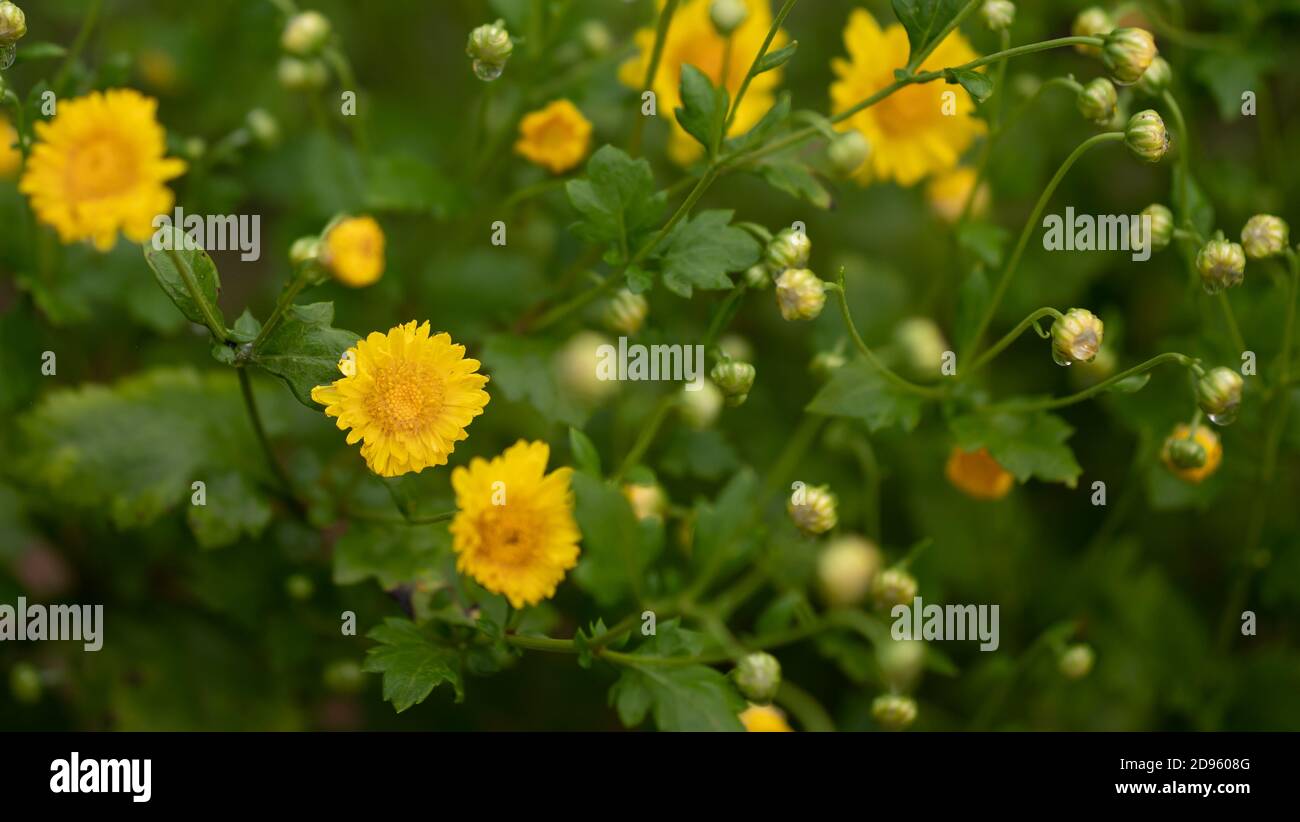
514;99;593;174
831;9;985;187
19;89;186;250
946;447;1014;500
0;118;19;179
740;703;793;732
322;215;385;288
619;0;787;166
450;441;581;608
310;321;489;477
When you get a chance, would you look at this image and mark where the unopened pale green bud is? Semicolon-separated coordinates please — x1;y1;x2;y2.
1166;435;1207;470
1058;644;1095;679
732;652;781;703
1196;237;1246;294
788;484;837;536
810;350;846;381
981;0;1016;32
290;236;321;266
278;56;328;91
827;130;870;178
894;317;948;379
1125;109;1170;163
766;227;811;272
1102;28;1158;86
246;108;281;148
680;380;723;429
467;19;513;81
774;268;826;321
0;1;25;46
1051;308;1104;367
709;0;749;36
1240;214;1290;260
745;263;771;289
1135;55;1172;96
871;693;918;730
1138;203;1174;252
874;567;918;610
1197;366;1244;425
281;10;331;56
579;21;612;56
602;289;648;336
1071;7;1114;55
710;360;755;407
1076;77;1118;125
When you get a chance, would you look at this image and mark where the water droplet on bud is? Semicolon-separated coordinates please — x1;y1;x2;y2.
473;60;504;81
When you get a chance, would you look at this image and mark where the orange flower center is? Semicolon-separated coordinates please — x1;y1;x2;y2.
66;133;137;200
364;360;444;434
476;504;542;567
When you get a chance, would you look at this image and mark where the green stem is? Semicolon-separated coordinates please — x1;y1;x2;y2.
611;394;678;483
776;680;836;732
701;282;748;353
955;28;1011;225
629;0;682;156
833;273;947;399
724;0;798;133
963;131;1125;356
993;352;1199;412
963;307;1062;377
907;0;982;70
238;369;297;501
1216;291;1247;354
54;0;102;91
252;267;313;349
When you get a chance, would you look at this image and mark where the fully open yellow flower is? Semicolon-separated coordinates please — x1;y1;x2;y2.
19;89;186;250
322;215;385;287
946;447;1013;500
310;321;489;477
514;99;593;174
831;10;984;187
740;703;793;732
619;0;787;166
1;118;20;179
450;441;581;608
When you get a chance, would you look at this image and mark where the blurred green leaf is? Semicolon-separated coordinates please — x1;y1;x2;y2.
186;471;272;549
608;620;744;731
892;0;964;67
334;521;449;588
757;160;832;209
807;360;925;432
950;409;1082;487
142;229;226;332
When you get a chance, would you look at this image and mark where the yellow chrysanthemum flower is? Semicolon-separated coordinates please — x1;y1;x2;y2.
926;166;988;223
946;447;1014;500
740;703;793;732
0;118;19;179
831;10;985;187
19;89;186;250
514;99;593;174
322;215;385;288
450;440;581;608
619;0;787;166
310;321;490;477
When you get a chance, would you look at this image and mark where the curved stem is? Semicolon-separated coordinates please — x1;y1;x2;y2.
628;0;681;156
992;352;1199;412
776;680;836;732
963;131;1125;356
611;394;678;483
963;307;1062;377
724;0;799;133
238;368;298;505
834;273;947;399
1216;290;1247;354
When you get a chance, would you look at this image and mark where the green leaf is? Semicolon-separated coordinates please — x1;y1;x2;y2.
571;472;660;606
654;209;761;298
957;222;1009;269
1172;165;1215;236
334;521;450;588
608;621;744;731
1193;52;1272;122
806;360;925;432
945;67;993;102
363;618;464;712
758;161;832;209
891;0;965;67
250;302;359;408
949;409;1082;487
142;229;226;332
186;472;272;550
365;153;463;218
675;64;729;156
14;42;68;63
228;309;262;344
725;92;791;154
690;468;759;575
481;334;588;427
566;145;666;258
1108;373;1151;394
568;427;602;477
754;41;798;75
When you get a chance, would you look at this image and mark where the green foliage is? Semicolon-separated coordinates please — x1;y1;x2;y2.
949;410;1083;487
892;0;966;67
363;618;464;712
249;302;360;408
807;361;925;432
608;621;745;731
565;145;666;262
652;209;761;298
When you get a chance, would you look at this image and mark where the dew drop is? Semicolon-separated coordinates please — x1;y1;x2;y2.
1208;407;1238;426
0;44;15;71
473;60;504;81
1053;350;1073;367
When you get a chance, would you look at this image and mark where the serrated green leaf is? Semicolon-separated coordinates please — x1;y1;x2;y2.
725;92;791;154
481;333;589;427
654;209;761;298
363;618;463;711
142;229;226;332
608;621;743;731
566;145;666;257
806;360;925;432
892;0;964;67
250;302;359;408
571;472;660;606
957;222;1009;269
690;467;758;575
945;67;993;103
675;64;729;156
950;409;1082;487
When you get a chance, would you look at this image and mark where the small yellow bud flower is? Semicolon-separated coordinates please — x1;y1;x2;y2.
515;99;593;174
1196;237;1246;294
1071;7;1114;55
871;693;918;730
765;227;811;272
1197;367;1244;426
1059;644;1095;679
1135;55;1172;96
281;10;331;56
622;483;667;522
732;652;781;703
1102;28;1157;86
601;288;648;336
322;216;385;287
1051;308;1104;367
1076;77;1118;125
1161;424;1222;483
467;19;514;81
1125;109;1170;163
0;1;26;46
945;447;1014;500
740;703;793;732
1137;203;1175;252
788;484;837;536
874;567;918;610
710;360;755;406
680;379;724;429
774;268;827;321
1240;214;1290;260
981;0;1016;32
817;534;883;607
709;0;749;36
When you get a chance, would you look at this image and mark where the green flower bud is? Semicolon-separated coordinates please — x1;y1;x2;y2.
709;0;749;36
1051;308;1104;367
981;0;1016;31
894;317;948;380
0;1;25;47
286;573;315;600
281;10;332;56
827;130;871;178
719;334;753;363
1136;203;1174;252
810;350;846;381
278;56;329;91
711;359;756;407
788;484;837;536
1196;237;1246;294
1197;366;1244;426
744;263;771;289
732;652;781;703
467;19;513;81
246;108;281;148
1165;434;1207;470
290;235;322;266
1071;7;1114;55
1124;109;1170;163
1058;644;1095;679
601;289;648;336
323;659;364;694
9;662;41;704
765;227;811;272
871;693;918;730
774;268;826;321
680;380;723;429
877;638;925;693
557;331;619;405
1240;214;1290;260
579;21;612;56
818;534;883;607
1102;28;1157;85
874;567;918;610
1135;55;1172;96
1076;77;1118;125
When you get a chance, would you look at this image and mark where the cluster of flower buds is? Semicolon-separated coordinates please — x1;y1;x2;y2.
1196;234;1247;294
711;358;756;406
787;484;837;535
709;0;749;36
1240;214;1290;260
278;10;332;91
1125;110;1170;163
981;0;1016;32
1076;77;1118;126
732;652;781;703
1197;367;1244;426
601;289;648;335
1050;308;1104;367
467;19;514;81
871;693;918;730
1071;7;1114;55
1102;28;1158;86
